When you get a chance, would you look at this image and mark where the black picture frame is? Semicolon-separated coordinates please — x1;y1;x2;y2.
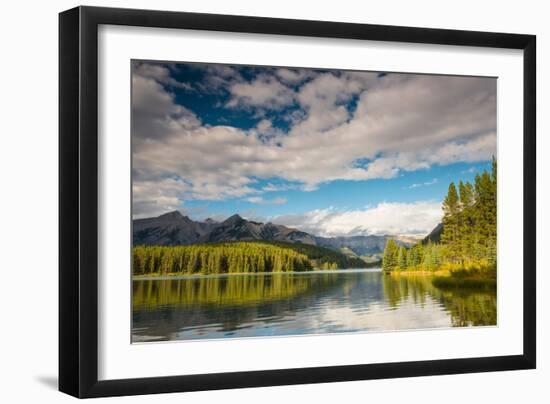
59;6;536;398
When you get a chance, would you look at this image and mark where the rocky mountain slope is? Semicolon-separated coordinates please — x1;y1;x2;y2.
133;211;412;255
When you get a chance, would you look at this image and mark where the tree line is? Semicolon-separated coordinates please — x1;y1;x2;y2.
133;241;367;276
264;241;367;269
382;158;497;273
382;239;445;272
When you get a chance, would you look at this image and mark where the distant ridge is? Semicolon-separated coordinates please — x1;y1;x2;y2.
133;211;413;255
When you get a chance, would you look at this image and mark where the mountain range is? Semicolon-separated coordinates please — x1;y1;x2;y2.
133;211;416;256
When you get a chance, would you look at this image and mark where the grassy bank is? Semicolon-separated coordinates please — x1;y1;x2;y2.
432;267;496;290
388;269;449;276
385;264;496;291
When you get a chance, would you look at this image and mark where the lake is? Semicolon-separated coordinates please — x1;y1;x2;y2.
132;269;496;342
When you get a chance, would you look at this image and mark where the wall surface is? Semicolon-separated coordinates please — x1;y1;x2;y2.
0;0;546;402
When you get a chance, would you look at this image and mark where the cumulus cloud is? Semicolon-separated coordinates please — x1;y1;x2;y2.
261;182;300;192
271;201;443;237
192;64;244;94
132;67;201;144
133;62;193;90
275;68;315;85
409;178;438;189
248;119;285;141
244;196;287;205
131;62;496;219
291;71;378;134
226;74;295;110
132;177;190;218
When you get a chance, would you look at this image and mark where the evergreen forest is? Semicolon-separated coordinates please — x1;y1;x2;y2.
382;158;497;275
133;240;367;276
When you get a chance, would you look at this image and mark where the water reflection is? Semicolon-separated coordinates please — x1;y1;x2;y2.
133;272;341;308
132;270;496;342
382;274;497;327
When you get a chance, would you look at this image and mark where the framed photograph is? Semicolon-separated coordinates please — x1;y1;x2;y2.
59;6;536;398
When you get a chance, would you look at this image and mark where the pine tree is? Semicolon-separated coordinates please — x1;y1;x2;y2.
441;182;460;263
423;241;433;270
398;246;407;270
395;160;497;273
382;239;399;272
458;180;475;263
488;157;497;266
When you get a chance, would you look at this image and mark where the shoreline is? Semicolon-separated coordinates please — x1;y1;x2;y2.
384;268;496;290
133;267;382;281
385;270;450;276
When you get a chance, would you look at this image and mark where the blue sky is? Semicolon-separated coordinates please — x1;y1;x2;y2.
131;61;496;237
183;161;490;220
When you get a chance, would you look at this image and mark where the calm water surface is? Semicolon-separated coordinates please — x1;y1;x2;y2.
132;269;496;342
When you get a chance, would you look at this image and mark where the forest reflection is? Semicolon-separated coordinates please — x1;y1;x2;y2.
133;272;342;308
382;274;496;326
132;270;496;342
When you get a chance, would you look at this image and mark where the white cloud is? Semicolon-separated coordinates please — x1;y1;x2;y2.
244;196;287;205
132;177;190;218
192;64;244;94
244;196;264;204
132;72;201;144
291;71;377;135
271;201;443;237
132;65;496;217
248;119;284;140
261;182;300;192
226;74;294;110
408;178;438;189
133;62;193;90
275;68;315;85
